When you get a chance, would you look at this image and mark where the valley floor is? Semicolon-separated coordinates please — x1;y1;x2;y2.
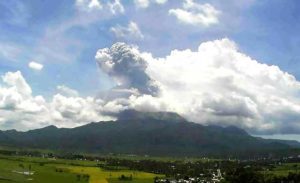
0;155;163;183
1;153;300;183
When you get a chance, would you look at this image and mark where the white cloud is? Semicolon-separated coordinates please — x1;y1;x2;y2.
95;39;300;135
108;0;125;14
49;94;111;127
0;71;114;130
169;0;220;27
57;85;79;97
2;71;32;97
134;0;150;8
0;71;46;127
76;0;103;11
28;61;44;71
76;0;125;15
110;21;144;40
3;38;300;135
155;0;168;4
134;0;168;8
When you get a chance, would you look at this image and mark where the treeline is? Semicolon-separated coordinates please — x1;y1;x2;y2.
225;166;300;183
3;149;300;182
101;158;236;178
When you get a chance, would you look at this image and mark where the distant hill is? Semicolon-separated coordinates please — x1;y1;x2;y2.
0;110;299;158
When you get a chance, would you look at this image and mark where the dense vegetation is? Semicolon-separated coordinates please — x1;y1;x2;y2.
0;154;163;183
2;150;300;183
1;111;300;182
0;111;299;158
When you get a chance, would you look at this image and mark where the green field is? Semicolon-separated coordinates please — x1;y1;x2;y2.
0;155;163;183
266;163;300;177
68;166;161;183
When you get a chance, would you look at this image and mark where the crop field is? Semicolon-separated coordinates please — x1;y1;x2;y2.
68;166;160;183
0;155;163;183
266;163;300;177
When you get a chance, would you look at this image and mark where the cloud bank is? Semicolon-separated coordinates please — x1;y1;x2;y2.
95;38;300;135
0;71;114;130
1;38;300;135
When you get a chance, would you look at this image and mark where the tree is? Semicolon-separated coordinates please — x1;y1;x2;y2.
154;177;159;183
76;174;81;181
225;167;263;183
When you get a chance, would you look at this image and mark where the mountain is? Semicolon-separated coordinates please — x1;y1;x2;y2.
0;110;299;158
117;109;187;122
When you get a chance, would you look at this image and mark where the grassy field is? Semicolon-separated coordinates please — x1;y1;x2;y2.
68;166;160;183
0;155;163;183
266;163;300;177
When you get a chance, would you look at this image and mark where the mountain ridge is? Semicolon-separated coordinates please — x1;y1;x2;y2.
0;110;299;158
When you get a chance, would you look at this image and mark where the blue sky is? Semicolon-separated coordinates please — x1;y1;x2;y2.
1;0;300;139
1;0;299;97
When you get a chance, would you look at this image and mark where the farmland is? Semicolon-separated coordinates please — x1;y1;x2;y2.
2;151;300;183
0;155;163;183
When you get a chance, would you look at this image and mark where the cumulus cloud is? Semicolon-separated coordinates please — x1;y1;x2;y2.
49;94;111;127
2;71;32;98
95;39;300;135
0;71;46;127
3;38;300;135
110;21;144;40
28;61;44;71
169;0;220;27
75;0;103;11
0;71;114;130
134;0;168;8
75;0;126;15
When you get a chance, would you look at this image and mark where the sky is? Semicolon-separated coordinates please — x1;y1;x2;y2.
1;0;300;140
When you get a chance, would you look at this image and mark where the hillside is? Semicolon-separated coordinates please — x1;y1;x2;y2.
0;110;298;158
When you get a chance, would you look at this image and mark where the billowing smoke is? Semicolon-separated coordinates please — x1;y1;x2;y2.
1;38;300;135
96;42;159;96
95;39;300;135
